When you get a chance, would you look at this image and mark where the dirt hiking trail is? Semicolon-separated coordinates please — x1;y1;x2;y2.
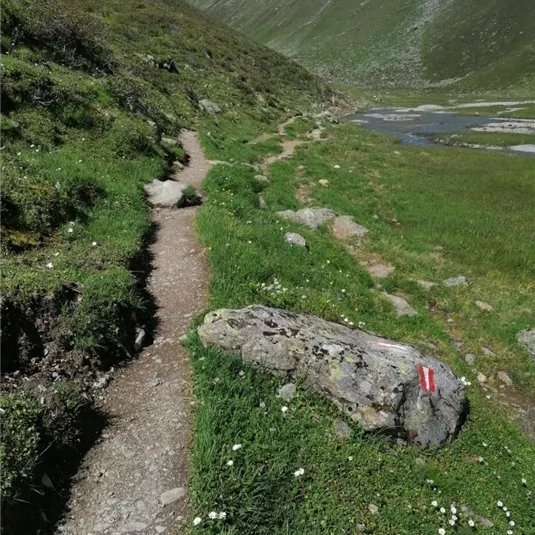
57;131;211;535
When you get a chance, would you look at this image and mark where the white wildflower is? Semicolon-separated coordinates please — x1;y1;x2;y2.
440;507;446;514
227;460;234;466
431;501;438;507
193;517;202;526
497;501;504;507
348;456;353;461
438;529;446;535
333;165;340;169
232;444;242;451
450;506;457;515
208;511;218;520
218;512;227;519
92;241;97;247
281;406;288;413
468;518;475;527
46;262;54;269
68;227;74;233
293;468;305;477
522;477;527;485
448;519;455;526
509;521;515;527
507;531;513;535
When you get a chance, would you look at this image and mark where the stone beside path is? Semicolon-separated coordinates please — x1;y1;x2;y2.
198;305;467;448
56;131;211;535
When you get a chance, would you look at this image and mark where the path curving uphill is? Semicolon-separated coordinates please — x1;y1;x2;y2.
56;131;211;535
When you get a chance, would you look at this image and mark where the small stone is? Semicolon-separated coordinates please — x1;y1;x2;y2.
415;457;426;466
477;373;487;383
151;379;162;387
143;179;186;208
277;207;337;230
318;179;329;186
475;301;493;312
161;136;178;146
155;527;166;534
199;99;221;114
382;292;418;317
517;328;535;359
443;276;469;287
41;472;54;489
368;503;379;515
334;419;352;439
481;347;495;357
464;354;476;366
277;383;296;401
285;232;307;248
497;371;512;386
254;174;269;182
259;195;267;209
159;487;186;505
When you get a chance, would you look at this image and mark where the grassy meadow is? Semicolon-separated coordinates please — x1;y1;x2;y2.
188;118;535;534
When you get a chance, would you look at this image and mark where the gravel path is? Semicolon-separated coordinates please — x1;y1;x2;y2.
56;131;211;535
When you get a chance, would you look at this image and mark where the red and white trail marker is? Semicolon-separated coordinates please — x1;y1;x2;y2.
418;364;436;393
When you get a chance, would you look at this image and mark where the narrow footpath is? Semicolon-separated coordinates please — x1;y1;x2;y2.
57;131;212;535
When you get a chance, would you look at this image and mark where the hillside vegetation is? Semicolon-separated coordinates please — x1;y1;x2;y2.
0;0;334;530
189;0;535;91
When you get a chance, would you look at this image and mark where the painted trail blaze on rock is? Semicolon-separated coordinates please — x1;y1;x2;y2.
418;364;436;392
198;306;467;448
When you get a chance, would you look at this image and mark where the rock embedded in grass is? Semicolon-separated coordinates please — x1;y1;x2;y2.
382;292;418;317
199;99;221;114
443;275;469;287
332;215;368;241
284;232;307;248
198;305;467;448
277;207;337;230
517;328;535;359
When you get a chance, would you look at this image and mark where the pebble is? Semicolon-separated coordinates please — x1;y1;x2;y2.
481;346;495;356
497;371;513;386
477;373;487;383
155;527;166;534
475;300;493;312
159;487;186;506
464;354;476;366
368;503;379;515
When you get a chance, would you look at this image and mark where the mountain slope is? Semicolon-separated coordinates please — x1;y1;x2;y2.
0;0;335;531
189;0;535;91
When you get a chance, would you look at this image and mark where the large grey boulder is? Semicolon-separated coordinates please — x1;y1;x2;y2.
144;179;185;208
277;207;337;230
198;306;467;448
517;328;535;359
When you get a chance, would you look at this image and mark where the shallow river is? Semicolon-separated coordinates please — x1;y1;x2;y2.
342;108;535;155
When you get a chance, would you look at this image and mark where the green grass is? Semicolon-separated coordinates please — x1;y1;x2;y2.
434;132;535;147
189;119;535;533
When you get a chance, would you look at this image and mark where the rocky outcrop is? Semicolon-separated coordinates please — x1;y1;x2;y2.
198;306;467;448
